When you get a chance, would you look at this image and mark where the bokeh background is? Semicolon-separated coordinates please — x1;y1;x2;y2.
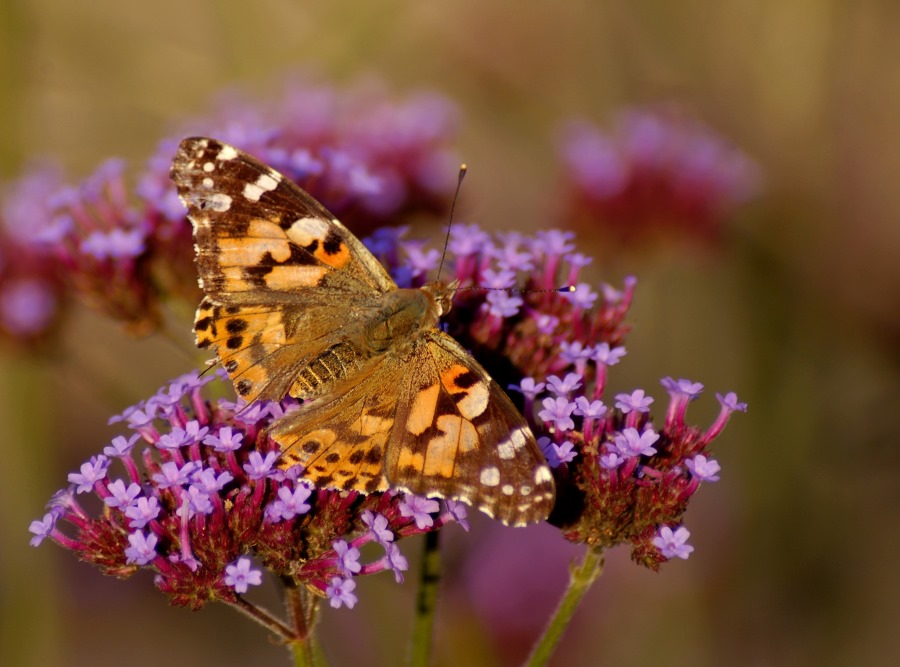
2;1;899;666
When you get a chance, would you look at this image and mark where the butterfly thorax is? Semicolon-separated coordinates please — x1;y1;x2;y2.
360;280;457;355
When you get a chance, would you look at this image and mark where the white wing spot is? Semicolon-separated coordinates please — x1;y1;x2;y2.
510;426;530;451
497;439;515;460
480;467;500;487
287;217;331;246
520;485;532;495
207;193;232;212
534;465;553;484
243;172;280;202
202;161;215;172
202;177;213;188
217;145;238;161
502;484;514;496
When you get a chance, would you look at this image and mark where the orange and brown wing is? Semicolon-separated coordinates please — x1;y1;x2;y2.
170;137;394;402
385;332;556;526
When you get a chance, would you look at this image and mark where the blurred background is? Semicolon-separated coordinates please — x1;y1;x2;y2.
1;1;899;666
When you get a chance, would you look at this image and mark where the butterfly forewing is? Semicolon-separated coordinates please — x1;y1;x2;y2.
171;136;556;525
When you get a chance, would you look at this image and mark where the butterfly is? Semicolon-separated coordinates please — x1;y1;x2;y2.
170;137;555;526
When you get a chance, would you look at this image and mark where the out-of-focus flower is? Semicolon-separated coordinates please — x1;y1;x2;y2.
13;77;460;335
558;107;761;244
0;164;68;346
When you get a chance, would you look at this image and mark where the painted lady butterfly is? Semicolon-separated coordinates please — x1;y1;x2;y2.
170;137;555;526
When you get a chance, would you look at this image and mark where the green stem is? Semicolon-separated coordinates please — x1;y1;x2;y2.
284;582;327;667
408;530;442;667
524;545;605;667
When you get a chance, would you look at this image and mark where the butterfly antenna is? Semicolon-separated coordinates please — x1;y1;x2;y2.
437;164;468;282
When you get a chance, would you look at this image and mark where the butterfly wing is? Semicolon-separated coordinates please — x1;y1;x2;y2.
387;331;555;526
170;137;395;401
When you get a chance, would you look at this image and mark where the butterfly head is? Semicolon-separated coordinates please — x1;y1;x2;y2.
422;279;460;318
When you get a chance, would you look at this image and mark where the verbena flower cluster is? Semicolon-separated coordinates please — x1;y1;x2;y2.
30;368;468;610
557;107;761;243
0;78;459;336
32;221;744;609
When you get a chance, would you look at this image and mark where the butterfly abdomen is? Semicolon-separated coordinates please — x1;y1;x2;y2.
288;341;367;399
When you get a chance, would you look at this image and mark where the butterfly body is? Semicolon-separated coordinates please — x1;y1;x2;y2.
171;137;555;525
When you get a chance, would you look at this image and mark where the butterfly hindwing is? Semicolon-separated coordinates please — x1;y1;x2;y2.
387;332;555;526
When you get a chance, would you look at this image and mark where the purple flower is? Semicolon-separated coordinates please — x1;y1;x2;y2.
591;342;626;366
559;341;593;365
534;313;559;335
574;396;607;419
653;526;694;560
685;455;721;482
716;391;747;413
613;428;660;458
508;377;545;399
266;484;313;522
151;460;197;489
325;577;357;609
124;530;158;566
558;120;628;198
29;513;56;547
224;557;263;594
103;480;142;509
332;540;362;576
402;242;440;278
191;468;234;494
661;377;704;399
399;495;440;530
490;234;534;271
539;397;577;431
481;267;516;290
156;427;193;451
103;434;140;458
68;455;110;493
444;500;470;531
0;279;57;335
124;496;161;529
599;451;625;470
615;389;654;413
203;426;243;452
564;283;598;309
448;223;491;257
383;543;409;583
180;485;214;517
533;229;575;256
485;291;523;318
362;511;394;544
540;438;577;468
546;373;583;397
80;228;145;259
243;451;279;480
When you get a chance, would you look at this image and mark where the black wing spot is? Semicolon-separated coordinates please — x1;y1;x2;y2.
302;440;321;454
226;319;249;334
348;450;365;465
195;316;213;332
226;335;243;350
325;452;341;464
322;232;343;256
235;379;253;396
451;370;479;390
364;447;383;464
224;359;239;373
